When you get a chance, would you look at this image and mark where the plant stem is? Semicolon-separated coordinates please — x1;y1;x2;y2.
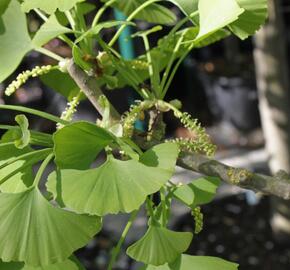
92;0;117;27
35;47;64;62
109;0;160;47
0;105;69;125
0;125;18;130
33;153;54;187
108;210;139;270
0;148;52;170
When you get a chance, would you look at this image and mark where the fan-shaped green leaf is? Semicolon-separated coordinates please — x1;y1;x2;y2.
229;0;268;40
21;0;85;14
47;143;179;215
102;0;176;25
166;0;198;24
127;226;192;266
195;0;244;42
0;257;86;270
0;0;32;83
0;187;101;266
144;254;238;270
32;15;72;47
173;177;221;206
53;121;115;169
14;115;31;149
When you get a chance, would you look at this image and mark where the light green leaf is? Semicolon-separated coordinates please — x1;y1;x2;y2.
21;0;85;14
41;70;85;101
0;187;101;266
144;254;239;270
0;0;11;15
47;143;179;215
229;0;268;40
53;121;115;169
166;0;198;24
32;15;72;47
102;0;176;25
14;115;31;149
195;0;244;42
173;177;221;206
0;257;86;270
127;226;192;266
0;0;32;83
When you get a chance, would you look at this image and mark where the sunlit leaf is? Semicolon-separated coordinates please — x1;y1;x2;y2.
0;0;32;83
144;254;239;270
173;177;221;206
195;0;244;42
21;0;85;14
53;121;115;169
229;0;268;40
0;187;101;266
127;226;192;266
47;143;179;215
32;15;72;47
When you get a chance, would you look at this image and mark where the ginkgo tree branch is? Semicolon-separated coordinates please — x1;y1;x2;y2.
178;152;290;200
66;59;121;122
67;59;290;200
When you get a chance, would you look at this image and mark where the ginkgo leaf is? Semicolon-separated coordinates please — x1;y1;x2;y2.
173;177;221;206
0;187;101;267
127;226;193;266
21;0;85;14
53;121;115;169
229;0;268;40
47;143;179;215
14;115;31;149
0;0;32;83
0;256;86;270
144;254;239;270
101;0;176;25
32;15;72;47
195;0;244;42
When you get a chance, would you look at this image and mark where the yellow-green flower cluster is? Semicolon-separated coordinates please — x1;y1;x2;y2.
192;206;203;234
5;65;53;96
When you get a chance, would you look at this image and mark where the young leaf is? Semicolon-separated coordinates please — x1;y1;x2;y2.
0;0;32;83
21;0;85;14
127;226;193;266
0;257;86;270
47;143;179;216
32;15;72;47
101;0;176;25
173;177;221;207
0;0;11;15
229;0;268;40
144;254;239;270
41;70;85;101
53;121;115;169
195;0;244;42
0;187;101;267
14;114;31;149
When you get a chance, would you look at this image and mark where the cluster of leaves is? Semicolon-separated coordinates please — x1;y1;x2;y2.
0;0;268;269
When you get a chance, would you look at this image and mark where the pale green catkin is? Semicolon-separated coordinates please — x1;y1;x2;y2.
5;65;53;96
192;206;203;234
